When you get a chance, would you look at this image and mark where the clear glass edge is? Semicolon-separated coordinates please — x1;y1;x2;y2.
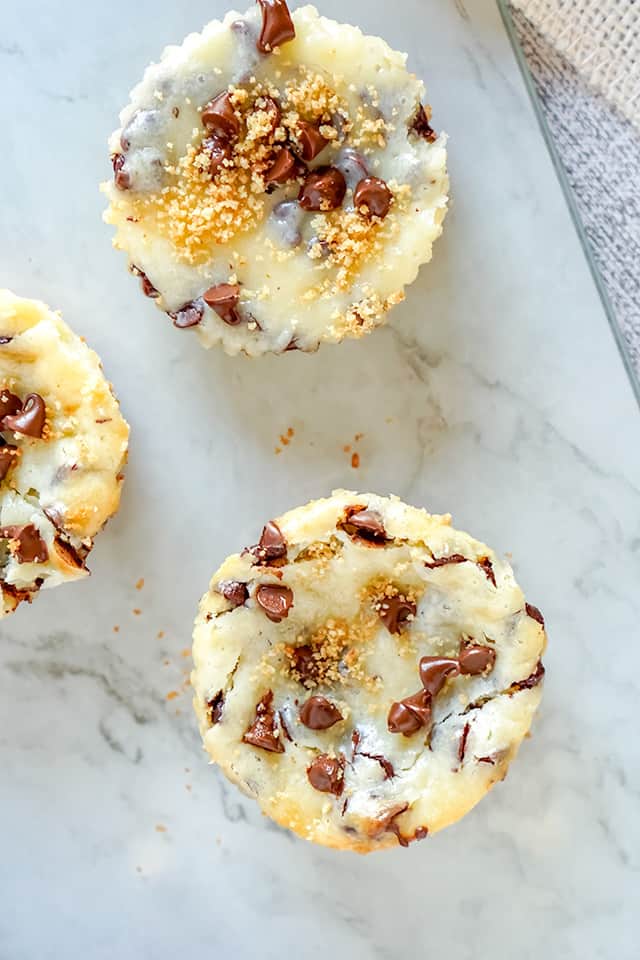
497;0;640;412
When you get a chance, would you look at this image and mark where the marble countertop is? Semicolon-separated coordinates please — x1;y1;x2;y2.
1;1;639;958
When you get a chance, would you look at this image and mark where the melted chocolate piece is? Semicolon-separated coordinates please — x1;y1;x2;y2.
458;640;496;676
201;92;240;141
250;520;288;564
307;753;345;795
255;584;293;622
0;337;13;345
425;553;467;569
358;751;395;779
243;691;284;753
353;176;392;219
206;690;225;725
0;390;22;421
169;301;204;329
131;265;159;299
377;594;416;634
298;166;347;211
111;153;130;190
458;722;471;764
203;283;241;325
339;505;389;545
0;524;48;563
477;556;497;587
299;695;342;730
2;393;46;438
334;148;369;190
371;802;410;847
264;147;302;186
218;579;249;607
202;136;232;176
53;536;86;570
296;121;329;162
525;603;545;627
511;660;545;691
387;690;432;736
477;755;495;765
419;656;460;697
256;0;296;53
0;444;18;481
413;826;429;842
288;644;319;684
411;104;437;143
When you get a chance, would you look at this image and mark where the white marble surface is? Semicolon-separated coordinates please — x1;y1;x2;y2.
1;1;639;957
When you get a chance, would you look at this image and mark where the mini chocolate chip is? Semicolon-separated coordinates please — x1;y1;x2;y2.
203;283;241;325
243;690;284;753
201;92;240;141
299;695;343;730
411;104;437;143
0;390;21;421
477;556;497;587
0;524;48;563
512;660;545;691
458;722;471;764
172;106;180;119
169;301;204;329
264;147;302;186
131;265;159;299
206;690;225;725
202;136;232;176
218;579;249;607
250;520;287;564
2;393;46;438
256;0;296;53
307;753;345;795
353;176;392;219
458;640;496;676
339;505;389;545
525;603;545;626
296;121;329;161
255;584;293;622
299;166;347;211
425;553;467;569
377;594;416;634
419;656;460;697
413;826;429;841
0;444;18;481
111;153;130;190
387;690;432;737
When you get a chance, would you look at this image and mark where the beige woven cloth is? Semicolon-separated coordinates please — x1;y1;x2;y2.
511;0;640;128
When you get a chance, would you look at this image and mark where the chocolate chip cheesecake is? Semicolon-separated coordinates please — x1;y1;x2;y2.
103;1;448;356
0;291;129;617
191;490;547;852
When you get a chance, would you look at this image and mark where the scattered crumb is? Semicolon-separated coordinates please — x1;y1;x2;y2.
155;824;167;833
185;767;191;773
354;433;364;442
163;659;170;666
185;784;192;792
181;648;191;658
343;444;351;453
157;631;165;639
166;690;179;701
275;447;282;455
136;865;143;873
113;625;120;633
351;452;360;469
135;578;145;590
133;608;142;616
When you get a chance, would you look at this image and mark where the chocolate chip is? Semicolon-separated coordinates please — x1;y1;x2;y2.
307;753;345;795
425;553;468;569
413;826;429;841
477;556;497;587
288;644;318;684
131;265;159;299
2;393;46;438
206;690;225;725
387;690;432;736
458;722;471;764
111;153;131;190
0;524;48;563
270;200;304;246
511;660;545;691
371;802;410;846
298;166;347;211
201;92;240;141
299;695;343;730
0;444;18;481
0;337;13;345
256;0;296;53
525;603;545;626
411;104;437;143
218;579;249;607
169;301;204;329
255;584;293;622
458;640;496;676
419;656;460;697
353;176;392;220
0;390;21;421
335;148;369;190
264;147;301;186
296;121;329;161
53;536;87;570
242;690;284;752
377;594;416;634
339;505;389;545
250;520;288;564
257;96;281;134
203;283;241;325
202;136;232;176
